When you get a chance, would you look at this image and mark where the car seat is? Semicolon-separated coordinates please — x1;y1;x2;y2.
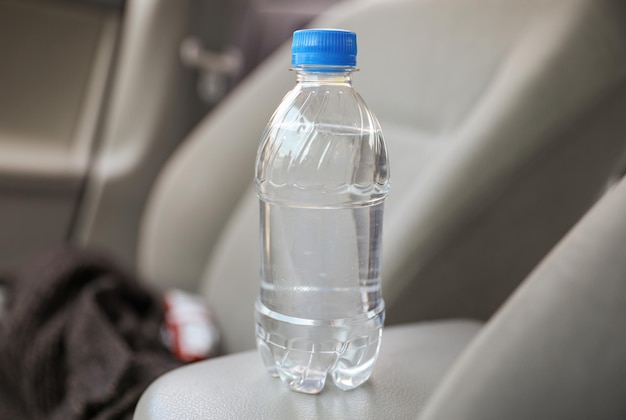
138;0;626;355
134;140;626;420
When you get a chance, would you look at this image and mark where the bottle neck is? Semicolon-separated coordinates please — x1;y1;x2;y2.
294;66;356;85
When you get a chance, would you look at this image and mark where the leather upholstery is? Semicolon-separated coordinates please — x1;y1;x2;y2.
135;174;626;418
133;321;481;419
133;0;626;417
419;171;626;420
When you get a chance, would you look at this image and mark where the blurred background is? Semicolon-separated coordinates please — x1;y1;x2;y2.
0;0;341;273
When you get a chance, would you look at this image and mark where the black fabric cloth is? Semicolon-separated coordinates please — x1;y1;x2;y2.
0;247;182;420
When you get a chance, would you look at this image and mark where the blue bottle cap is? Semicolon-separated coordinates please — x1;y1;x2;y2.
291;29;357;67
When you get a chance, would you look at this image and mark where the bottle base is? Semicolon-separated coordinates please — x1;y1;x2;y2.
255;300;384;394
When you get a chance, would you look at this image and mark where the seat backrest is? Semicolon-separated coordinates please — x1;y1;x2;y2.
419;171;626;420
139;0;626;353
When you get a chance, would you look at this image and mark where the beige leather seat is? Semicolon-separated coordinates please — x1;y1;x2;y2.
134;140;626;420
138;0;626;354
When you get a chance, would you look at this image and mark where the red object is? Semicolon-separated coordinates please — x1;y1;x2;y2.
162;289;220;362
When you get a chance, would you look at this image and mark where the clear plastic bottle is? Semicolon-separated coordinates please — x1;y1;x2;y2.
254;29;390;394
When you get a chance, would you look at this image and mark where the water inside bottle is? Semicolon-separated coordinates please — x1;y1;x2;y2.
255;201;385;394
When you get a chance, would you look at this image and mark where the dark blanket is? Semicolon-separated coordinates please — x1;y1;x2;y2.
0;248;182;420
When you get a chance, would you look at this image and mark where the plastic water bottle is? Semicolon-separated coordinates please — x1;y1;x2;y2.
254;29;390;394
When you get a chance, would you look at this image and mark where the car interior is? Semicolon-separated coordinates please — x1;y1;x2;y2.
1;0;626;418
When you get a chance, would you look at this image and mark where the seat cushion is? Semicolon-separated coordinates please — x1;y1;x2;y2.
134;320;481;420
